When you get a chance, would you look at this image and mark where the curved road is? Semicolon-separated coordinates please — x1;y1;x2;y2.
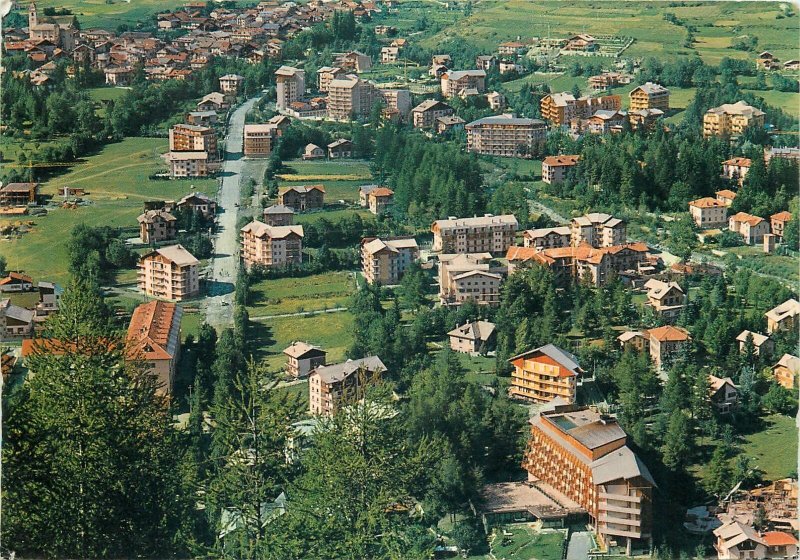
205;96;261;329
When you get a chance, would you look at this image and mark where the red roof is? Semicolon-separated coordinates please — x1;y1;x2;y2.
647;325;690;342
542;155;580;167
771;211;792;222
762;531;798;546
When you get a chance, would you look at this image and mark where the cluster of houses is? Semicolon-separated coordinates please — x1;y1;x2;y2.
0;273;61;340
755;51;800;72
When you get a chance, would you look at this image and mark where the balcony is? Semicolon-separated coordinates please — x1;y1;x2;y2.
599;492;641;504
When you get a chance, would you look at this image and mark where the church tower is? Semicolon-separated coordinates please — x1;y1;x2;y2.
28;2;38;29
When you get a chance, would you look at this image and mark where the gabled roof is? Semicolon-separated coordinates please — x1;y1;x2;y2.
730;212;765;227
0;272;33;285
542;155;580;167
591;445;656;486
263;204;295;215
644;278;684;299
241;220;303;239
771;210;792;222
283;341;325;359
647;325;690;342
765;298;800;323
126;301;182;362
715;189;737;199
630;81;668;95
509;344;583;378
736;330;770;347
447;320;495;342
142;244;199;267
311;356;386;384
708;374;736;394
689;197;726;209
774;353;800;374
279;184;325;195
723;156;752;167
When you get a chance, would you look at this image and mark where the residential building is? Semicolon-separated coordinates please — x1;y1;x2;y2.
772;354;799;389
617;331;648;353
629;82;669;111
765;146;800;163
308;356;386;416
436;115;466;134
646;325;690;369
571;213;627;248
335;51;372;73
243;124;275;157
176;192;216;217
499;60;522;75
0;182;38;206
262;204;295;226
542;155;580;184
283;341;326;379
358;185;382;207
197;92;229;112
240;220;304;269
465;114;547;158
770;211;792;240
708;374;738;414
379;88;412;120
327;138;352;158
438;253;505;306
275;65;305;110
628;108;664;131
0;272;33;292
765;299;800;334
137;244;200;301
522;404;655;555
703;101;765;138
643;279;686;321
522;226;571;251
278;184;324;211
487;91;506;111
736;330;774;356
303;143;325;160
715;189;737;207
186;110;218;126
564;34;597;52
509;344;583;404
411;99;454;129
441;69;486;98
540;93;621;127
327;74;379;120
138;209;177;244
219;73;244;94
0;298;35;338
498;41;527;55
431;214;518;254
167;151;211;178
722;157;751;184
34;281;61;323
588;72;631;90
689;197;728;228
448;320;496;354
475;54;496;70
360;236;419;285
317;66;345;92
380;45;400;63
367;187;394;215
729;212;769;245
170;123;217;157
126;300;183;395
104;66;133;85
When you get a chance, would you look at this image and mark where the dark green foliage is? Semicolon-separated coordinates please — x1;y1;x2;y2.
68;224;135;284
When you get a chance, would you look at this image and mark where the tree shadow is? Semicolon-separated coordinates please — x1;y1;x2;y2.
205;280;234;296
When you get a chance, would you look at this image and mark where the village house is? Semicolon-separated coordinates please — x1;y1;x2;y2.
713;522;798;560
617;330;648;353
326;74;380;120
176;192;216;217
689;197;728;228
138;209;177;244
275;65;305;110
219;73;244;94
360;236;419;285
186;110;218;126
169;123;217;159
278;184;324;211
0;298;35;339
756;51;780;71
498;40;527;56
465;114;547;158
721;157;751;185
563;34;597;52
240;220;304;269
646;325;691;369
440;69;486;98
367;187;394;215
738;331;773;359
262;204;295;226
317;66;345;92
358;185;381;207
540;92;621;127
436;115;466;134
522;226;571;251
137;244;200;301
703;101;765;138
126;300;183;395
438;253;505;307
644;278;686;322
0;272;34;293
431;214;518;254
715;189;737;207
770;211;792;240
765;298;800;334
308;356;386;416
335;51;372;73
447;320;496;354
302;143;325;160
0;182;38;206
380;45;400;63
283;341;326;379
588;72;630;90
509;343;583;404
34;281;61;323
486;91;506;111
629;82;670;111
197;92;229;112
474;54;495;71
167;151;211;178
708;374;738;414
542;155;580;184
104;65;133;85
498;60;523;75
243;124;275;157
522;403;655;555
729;212;769;245
411;99;454;129
327;138;353;159
772;354;799;389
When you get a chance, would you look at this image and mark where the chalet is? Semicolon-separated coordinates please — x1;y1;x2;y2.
435;115;466;134
563;34;597;52
643;278;686;321
327;138;353;159
302;143;325;160
34;281;61;323
0;272;34;292
487;91;506;111
772;354;800;390
278;185;325;211
0;299;35;338
522;226;571;251
0;182;38;206
176;192;216;217
186;110;218;126
765;299;800;334
283;342;326;379
411;99;454;129
497;41;527;56
708;375;738;414
197;92;229;112
617;330;648;353
475;54;496;70
138;209;177;244
736;330;773;357
448;320;496;354
335;51;372;73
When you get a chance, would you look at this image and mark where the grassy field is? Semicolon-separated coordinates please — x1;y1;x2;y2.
246;272;355;318
488;526;564;560
278;160;373;204
740;413;798;480
0;137;217;284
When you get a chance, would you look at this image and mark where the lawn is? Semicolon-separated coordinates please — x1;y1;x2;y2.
246;272;356;318
0;137;218;285
88;86;131;116
488;525;565;560
278;159;373;203
740;413;798;480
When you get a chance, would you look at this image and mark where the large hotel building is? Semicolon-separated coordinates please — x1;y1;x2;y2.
465;114;547;158
431;214;518;254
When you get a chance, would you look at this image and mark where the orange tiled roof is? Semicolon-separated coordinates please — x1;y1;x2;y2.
762;532;798;546
689;197;726;209
369;187;394;198
647;325;690;342
542;155;580;167
723;157;752;167
771;211;792;222
730;212;764;226
126;301;179;361
0;272;33;285
715;189;737;199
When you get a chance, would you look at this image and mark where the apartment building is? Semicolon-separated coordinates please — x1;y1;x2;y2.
765;298;800;334
361;236;419;285
138;209;177;244
688;197;728;228
176;192;216;217
367;187;394;215
522;404;655;555
240;220;304;269
629;82;670;111
466;114;547;158
643;279;686;322
219;73;244;94
571;213;627;248
411;99;454;129
729;212;769;244
167;151;211;178
509;344;584;404
770;211;792;240
126;301;183;395
335;51;372;74
278;185;325;211
243;124;275;157
327;74;379;120
438;253;505;306
722;157;751;184
308;356;386;416
542;155;580;184
262;204;295;226
436;115;466;134
275;65;305;110
283;341;326;379
440;69;486;98
522;226;571;251
703;101;765;138
379;88;412;120
137;244;200;301
588;72;631;90
540;93;621;127
316;66;345;92
169;123;217;158
431;214;518;254
628;108;664;131
647;325;690;369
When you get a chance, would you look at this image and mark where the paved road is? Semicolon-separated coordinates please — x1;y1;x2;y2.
566;531;593;560
248;307;349;322
205;96;260;329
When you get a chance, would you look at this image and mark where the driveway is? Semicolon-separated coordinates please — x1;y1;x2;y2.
566;530;593;560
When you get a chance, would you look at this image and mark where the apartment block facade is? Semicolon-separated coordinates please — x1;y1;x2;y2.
465;114;547;158
360;236;419;285
243;124;275;157
169;124;217;158
540;93;621;127
703;101;765;138
240;220;304;269
137;244;200;301
327;75;379;120
542;155;580;184
438;253;505;307
275;65;305;110
440;69;486;98
431;214;518;254
308;356;386;416
509;344;584;403
629;82;669;111
688;197;728;228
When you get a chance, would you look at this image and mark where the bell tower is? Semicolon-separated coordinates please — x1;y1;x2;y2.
29;2;38;29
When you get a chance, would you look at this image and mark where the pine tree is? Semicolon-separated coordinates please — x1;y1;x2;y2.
662;412;693;471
